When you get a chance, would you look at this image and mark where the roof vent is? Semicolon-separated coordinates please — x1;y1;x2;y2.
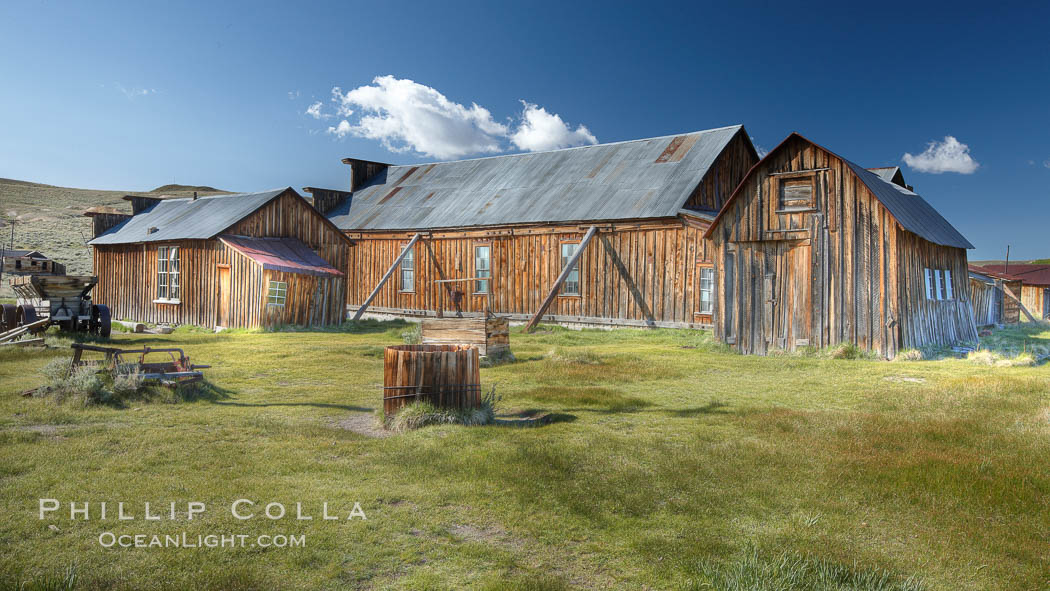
148;226;159;235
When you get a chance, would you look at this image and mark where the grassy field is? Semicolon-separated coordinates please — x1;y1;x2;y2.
0;323;1048;590
0;178;226;297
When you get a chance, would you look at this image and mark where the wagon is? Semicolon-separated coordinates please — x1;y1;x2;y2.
5;275;111;337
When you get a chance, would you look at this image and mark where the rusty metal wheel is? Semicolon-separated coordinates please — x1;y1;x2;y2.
16;305;43;333
91;305;111;338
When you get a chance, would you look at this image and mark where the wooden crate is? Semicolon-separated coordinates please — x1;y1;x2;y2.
421;316;509;357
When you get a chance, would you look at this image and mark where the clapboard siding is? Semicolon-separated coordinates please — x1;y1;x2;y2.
712;135;976;358
91;191;349;329
345;219;714;326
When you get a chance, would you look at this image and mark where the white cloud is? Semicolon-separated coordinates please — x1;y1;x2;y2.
509;101;597;152
327;120;353;138
287;90;300;100
322;76;596;159
116;84;156;100
1043;159;1050;169
902;136;979;174
305;101;326;119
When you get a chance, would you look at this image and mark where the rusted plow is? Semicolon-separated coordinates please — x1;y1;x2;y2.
69;343;210;387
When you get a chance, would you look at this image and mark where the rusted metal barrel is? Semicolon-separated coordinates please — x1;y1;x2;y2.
382;344;480;415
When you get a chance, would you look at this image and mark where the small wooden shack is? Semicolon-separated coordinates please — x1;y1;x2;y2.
968;268;1002;326
1;249;65;276
974;264;1050;322
705;133;978;358
87;188;351;329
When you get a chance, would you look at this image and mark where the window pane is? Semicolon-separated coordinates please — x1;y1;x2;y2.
401;248;414;291
475;246;491;293
267;280;287;305
933;270;942;300
561;243;579;295
925;269;934;300
699;267;714;314
944;270;953;299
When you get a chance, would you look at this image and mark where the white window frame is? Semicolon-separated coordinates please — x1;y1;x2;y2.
155;246;180;303
699;266;714;315
943;269;953;300
560;242;580;296
400;246;415;293
267;280;287;306
933;269;943;300
925;268;934;300
474;245;491;294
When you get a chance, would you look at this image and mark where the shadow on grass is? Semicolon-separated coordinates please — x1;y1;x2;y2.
494;408;577;427
665;399;731;417
275;318;413;335
211;401;372;412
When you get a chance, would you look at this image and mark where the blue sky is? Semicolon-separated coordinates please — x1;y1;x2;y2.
1;1;1047;259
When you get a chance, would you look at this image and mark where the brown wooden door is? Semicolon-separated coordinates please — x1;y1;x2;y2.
768;242;812;350
217;266;230;327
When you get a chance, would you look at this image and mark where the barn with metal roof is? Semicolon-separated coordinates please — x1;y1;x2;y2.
324;125;760;329
86;187;351;329
705;132;978;357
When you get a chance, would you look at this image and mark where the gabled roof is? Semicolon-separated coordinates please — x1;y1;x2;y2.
327;125;753;231
219;236;343;277
866;166;908;188
706;133;974;249
1;249;45;259
975;264;1050;286
89;188;290;245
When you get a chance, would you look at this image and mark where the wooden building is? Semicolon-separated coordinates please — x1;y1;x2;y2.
87;188;351;329
974;264;1050;322
705;133;978;358
968;268;1002;326
1;249;65;276
320;125;759;328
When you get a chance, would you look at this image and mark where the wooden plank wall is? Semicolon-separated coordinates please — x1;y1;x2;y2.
1019;285;1048;321
345;219;714;327
712;135;976;358
260;269;344;328
421;317;510;356
91;191;350;329
969;277;999;326
683;131;758;211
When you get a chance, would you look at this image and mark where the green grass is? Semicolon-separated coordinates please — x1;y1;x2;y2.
1;322;1048;589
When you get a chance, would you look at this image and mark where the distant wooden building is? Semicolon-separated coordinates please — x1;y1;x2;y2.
87;188;350;329
974;264;1050;321
1;249;65;276
318;125;759;328
968;268;1002;326
705;133;977;358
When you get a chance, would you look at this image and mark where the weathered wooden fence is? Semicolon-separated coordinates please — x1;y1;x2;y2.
382;344;480;415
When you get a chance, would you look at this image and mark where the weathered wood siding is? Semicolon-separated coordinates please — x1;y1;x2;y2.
91;191;349;329
421;317;509;357
683;131;758;211
712;135;975;358
969;277;999;326
1019;285;1048;321
345;219;715;327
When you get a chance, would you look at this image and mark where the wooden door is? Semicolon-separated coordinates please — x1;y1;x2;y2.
217;266;230;327
768;242;812;350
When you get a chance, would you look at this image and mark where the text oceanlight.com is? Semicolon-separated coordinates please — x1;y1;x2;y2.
98;532;306;549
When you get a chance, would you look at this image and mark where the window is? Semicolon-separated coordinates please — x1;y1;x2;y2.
560;243;580;295
925;268;954;301
778;174;816;210
474;245;491;294
699;267;714;314
267;280;287;306
400;246;415;292
156;246;180;301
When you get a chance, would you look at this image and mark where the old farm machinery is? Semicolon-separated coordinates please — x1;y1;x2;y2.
68;343;209;386
4;275;111;337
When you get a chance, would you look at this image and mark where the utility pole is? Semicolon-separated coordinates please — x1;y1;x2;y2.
1005;245;1011;276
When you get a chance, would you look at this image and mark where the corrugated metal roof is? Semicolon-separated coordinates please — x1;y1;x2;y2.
974;264;1050;286
867;166;900;183
219;235;343;277
328;125;746;230
1;249;45;259
89;189;288;245
844;161;973;249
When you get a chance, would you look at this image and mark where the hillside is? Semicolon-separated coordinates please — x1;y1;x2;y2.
0;178;229;295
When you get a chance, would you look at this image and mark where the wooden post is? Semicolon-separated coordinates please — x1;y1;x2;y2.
525;226;598;332
352;233;422;321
